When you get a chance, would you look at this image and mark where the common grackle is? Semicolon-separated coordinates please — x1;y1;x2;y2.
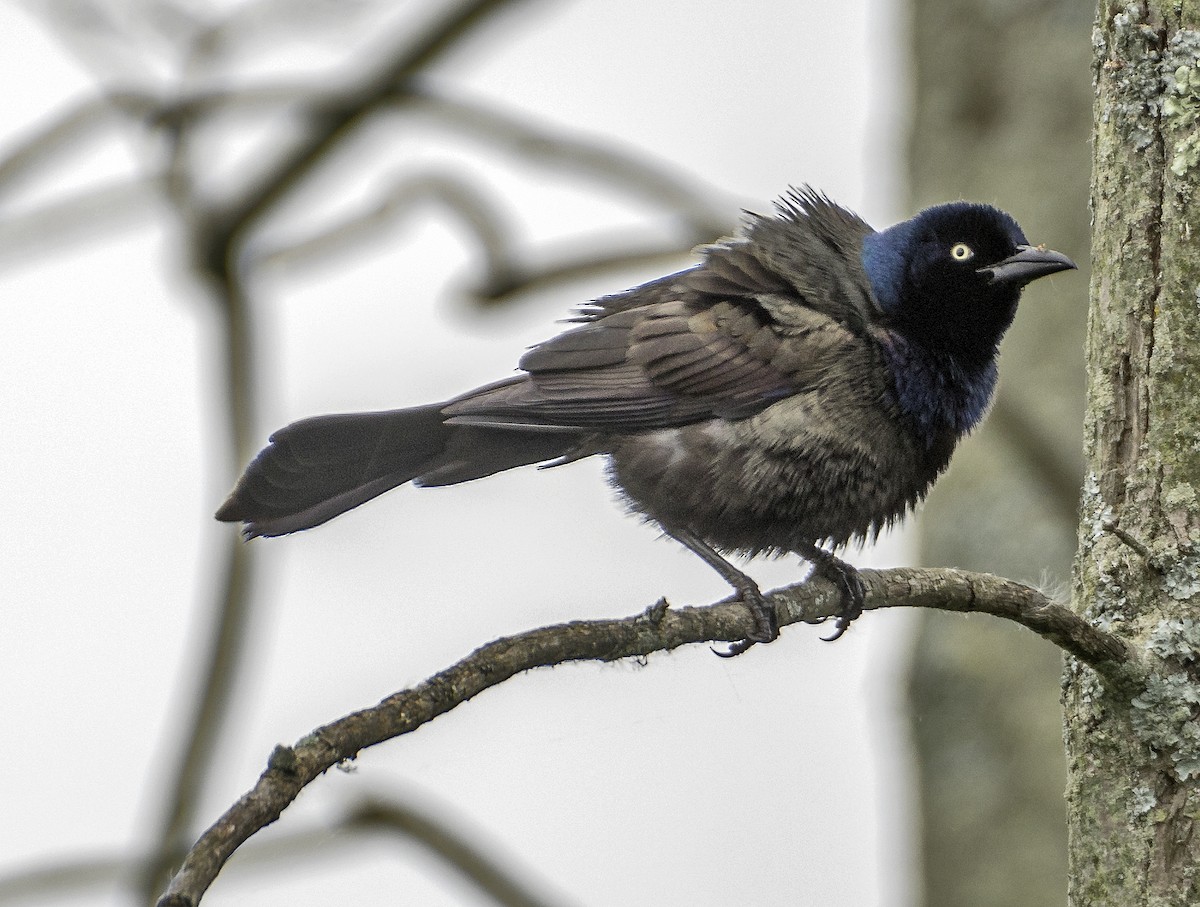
217;188;1076;654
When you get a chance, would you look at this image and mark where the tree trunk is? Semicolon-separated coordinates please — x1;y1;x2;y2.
905;0;1092;903
1066;2;1200;903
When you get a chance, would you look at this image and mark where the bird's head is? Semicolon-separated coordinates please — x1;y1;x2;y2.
861;202;1076;366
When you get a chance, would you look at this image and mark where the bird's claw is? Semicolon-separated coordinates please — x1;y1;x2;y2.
713;583;778;658
817;557;866;642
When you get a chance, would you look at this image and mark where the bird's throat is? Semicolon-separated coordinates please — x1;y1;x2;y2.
879;333;998;444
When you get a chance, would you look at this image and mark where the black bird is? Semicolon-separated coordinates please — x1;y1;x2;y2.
217;188;1075;654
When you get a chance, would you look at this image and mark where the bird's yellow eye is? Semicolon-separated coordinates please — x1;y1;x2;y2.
950;242;974;262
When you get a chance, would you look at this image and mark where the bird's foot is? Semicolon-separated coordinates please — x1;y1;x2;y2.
804;551;866;641
714;580;779;658
666;527;780;657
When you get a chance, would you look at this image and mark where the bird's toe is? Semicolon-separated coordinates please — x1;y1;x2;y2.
817;557;866;642
714;582;779;658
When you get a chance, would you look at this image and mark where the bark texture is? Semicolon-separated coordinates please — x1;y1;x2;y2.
1067;2;1200;904
905;0;1093;904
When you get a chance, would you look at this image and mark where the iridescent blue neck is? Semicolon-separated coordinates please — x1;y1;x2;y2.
879;333;998;443
860;221;920;314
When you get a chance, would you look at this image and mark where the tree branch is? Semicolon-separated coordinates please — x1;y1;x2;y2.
155;565;1134;907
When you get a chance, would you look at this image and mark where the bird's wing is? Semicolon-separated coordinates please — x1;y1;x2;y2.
443;262;859;432
444;190;877;434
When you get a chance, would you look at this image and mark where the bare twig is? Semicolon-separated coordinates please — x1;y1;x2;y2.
155;565;1133;907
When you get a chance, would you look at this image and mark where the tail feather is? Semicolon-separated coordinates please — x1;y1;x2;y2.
216;404;585;536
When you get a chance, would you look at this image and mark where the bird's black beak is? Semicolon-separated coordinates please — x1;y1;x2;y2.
978;245;1077;287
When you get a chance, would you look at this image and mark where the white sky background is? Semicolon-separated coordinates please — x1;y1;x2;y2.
0;2;918;905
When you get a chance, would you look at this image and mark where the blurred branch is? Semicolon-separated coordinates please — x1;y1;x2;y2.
0;94;147;200
255;170;521;288
0;795;561;907
404;86;733;238
0;70;729;291
21;0;159;86
181;0;388;73
155;565;1133;907
0;854;124;905
346;797;562;907
138;121;257;907
468;238;700;304
988;393;1083;524
141;535;257;900
199;0;535;261
255;170;703;302
0;87;302;204
0;177;159;267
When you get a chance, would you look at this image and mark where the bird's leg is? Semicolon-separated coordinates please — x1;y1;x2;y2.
793;542;866;641
667;528;778;657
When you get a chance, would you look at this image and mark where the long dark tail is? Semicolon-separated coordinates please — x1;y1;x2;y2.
216;404;584;537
